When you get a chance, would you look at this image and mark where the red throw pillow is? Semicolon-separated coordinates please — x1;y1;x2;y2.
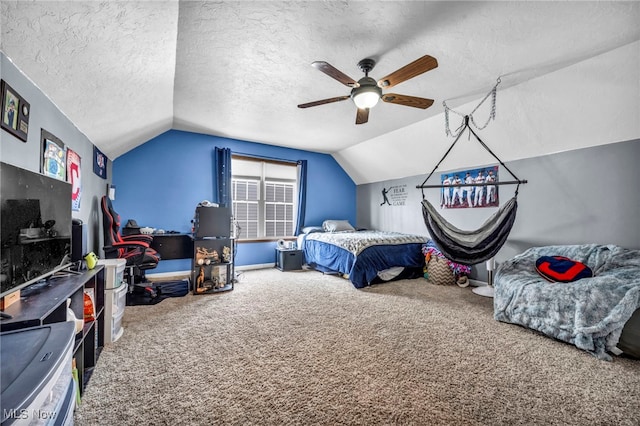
535;256;593;283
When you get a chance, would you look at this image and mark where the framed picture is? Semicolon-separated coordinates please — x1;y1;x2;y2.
440;165;499;209
93;145;107;179
41;129;66;181
67;148;82;211
1;79;30;142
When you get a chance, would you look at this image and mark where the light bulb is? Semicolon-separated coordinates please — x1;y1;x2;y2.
353;91;380;109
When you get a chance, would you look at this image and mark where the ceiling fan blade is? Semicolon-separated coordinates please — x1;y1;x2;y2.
355;108;369;125
298;96;350;109
382;93;434;109
312;61;359;87
377;55;438;89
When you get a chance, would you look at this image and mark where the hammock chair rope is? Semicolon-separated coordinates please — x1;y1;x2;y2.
418;116;527;199
417;81;527;265
444;77;501;137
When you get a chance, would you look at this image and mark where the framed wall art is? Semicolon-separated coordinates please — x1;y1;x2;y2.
93;145;107;179
41;129;66;181
440;165;499;209
1;79;30;142
67;148;82;211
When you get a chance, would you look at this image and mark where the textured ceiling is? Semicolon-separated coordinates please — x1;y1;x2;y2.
1;1;639;160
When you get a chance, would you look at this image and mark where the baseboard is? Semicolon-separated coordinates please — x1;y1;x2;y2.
152;264;479;279
147;263;274;280
236;263;274;271
469;278;488;287
147;270;191;280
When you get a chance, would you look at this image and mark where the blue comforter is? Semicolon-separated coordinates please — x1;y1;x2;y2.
302;230;427;288
494;244;640;360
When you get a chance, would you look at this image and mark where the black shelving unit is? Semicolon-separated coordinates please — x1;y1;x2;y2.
191;206;234;294
0;266;105;396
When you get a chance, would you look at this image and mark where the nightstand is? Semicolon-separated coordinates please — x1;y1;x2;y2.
276;248;304;271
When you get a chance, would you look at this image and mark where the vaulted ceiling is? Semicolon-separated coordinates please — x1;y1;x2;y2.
1;1;639;161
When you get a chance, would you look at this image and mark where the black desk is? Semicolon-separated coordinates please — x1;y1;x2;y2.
150;234;193;260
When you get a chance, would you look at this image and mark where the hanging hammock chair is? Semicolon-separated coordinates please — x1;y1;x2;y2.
417;94;527;265
421;196;518;265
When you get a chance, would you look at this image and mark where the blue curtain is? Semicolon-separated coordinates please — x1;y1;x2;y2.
295;160;307;235
214;147;232;207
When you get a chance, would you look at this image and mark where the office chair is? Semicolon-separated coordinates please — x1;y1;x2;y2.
101;195;160;291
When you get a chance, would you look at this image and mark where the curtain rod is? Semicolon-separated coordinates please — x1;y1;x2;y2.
232;151;299;165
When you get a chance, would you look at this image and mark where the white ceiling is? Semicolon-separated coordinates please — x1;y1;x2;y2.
1;1;639;161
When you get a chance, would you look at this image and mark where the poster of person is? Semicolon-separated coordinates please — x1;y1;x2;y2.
2;88;18;130
67;148;81;211
1;80;30;142
440;166;499;209
43;138;67;181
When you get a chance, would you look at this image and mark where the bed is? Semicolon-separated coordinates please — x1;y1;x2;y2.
298;221;428;288
493;244;640;360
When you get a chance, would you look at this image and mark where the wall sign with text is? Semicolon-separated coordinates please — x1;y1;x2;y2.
380;184;408;207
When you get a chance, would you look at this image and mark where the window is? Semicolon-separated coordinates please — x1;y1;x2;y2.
232;156;298;240
232;179;259;239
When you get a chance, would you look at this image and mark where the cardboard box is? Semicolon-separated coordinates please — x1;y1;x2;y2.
0;289;20;309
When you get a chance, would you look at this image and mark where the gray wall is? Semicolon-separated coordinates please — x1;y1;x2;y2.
357;139;640;280
0;52;111;256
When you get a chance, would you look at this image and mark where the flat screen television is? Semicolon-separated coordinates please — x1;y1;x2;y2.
0;161;72;299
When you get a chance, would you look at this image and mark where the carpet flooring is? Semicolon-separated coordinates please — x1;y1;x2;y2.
75;268;640;425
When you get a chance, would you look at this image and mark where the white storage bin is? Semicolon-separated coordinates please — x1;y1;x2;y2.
98;259;127;344
112;283;127;318
97;258;127;288
111;309;125;343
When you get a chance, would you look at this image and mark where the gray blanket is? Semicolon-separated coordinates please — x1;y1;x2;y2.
493;244;640;360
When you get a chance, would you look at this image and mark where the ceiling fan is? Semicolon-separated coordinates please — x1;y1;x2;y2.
298;55;438;124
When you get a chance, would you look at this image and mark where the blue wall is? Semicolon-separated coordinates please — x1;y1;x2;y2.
113;130;356;273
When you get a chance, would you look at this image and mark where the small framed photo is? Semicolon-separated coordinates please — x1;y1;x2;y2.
1;79;30;142
41;129;66;181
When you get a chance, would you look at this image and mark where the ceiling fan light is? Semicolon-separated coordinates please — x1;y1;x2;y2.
352;88;381;109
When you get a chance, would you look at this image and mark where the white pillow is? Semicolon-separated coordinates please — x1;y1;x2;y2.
301;226;323;234
322;220;355;232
